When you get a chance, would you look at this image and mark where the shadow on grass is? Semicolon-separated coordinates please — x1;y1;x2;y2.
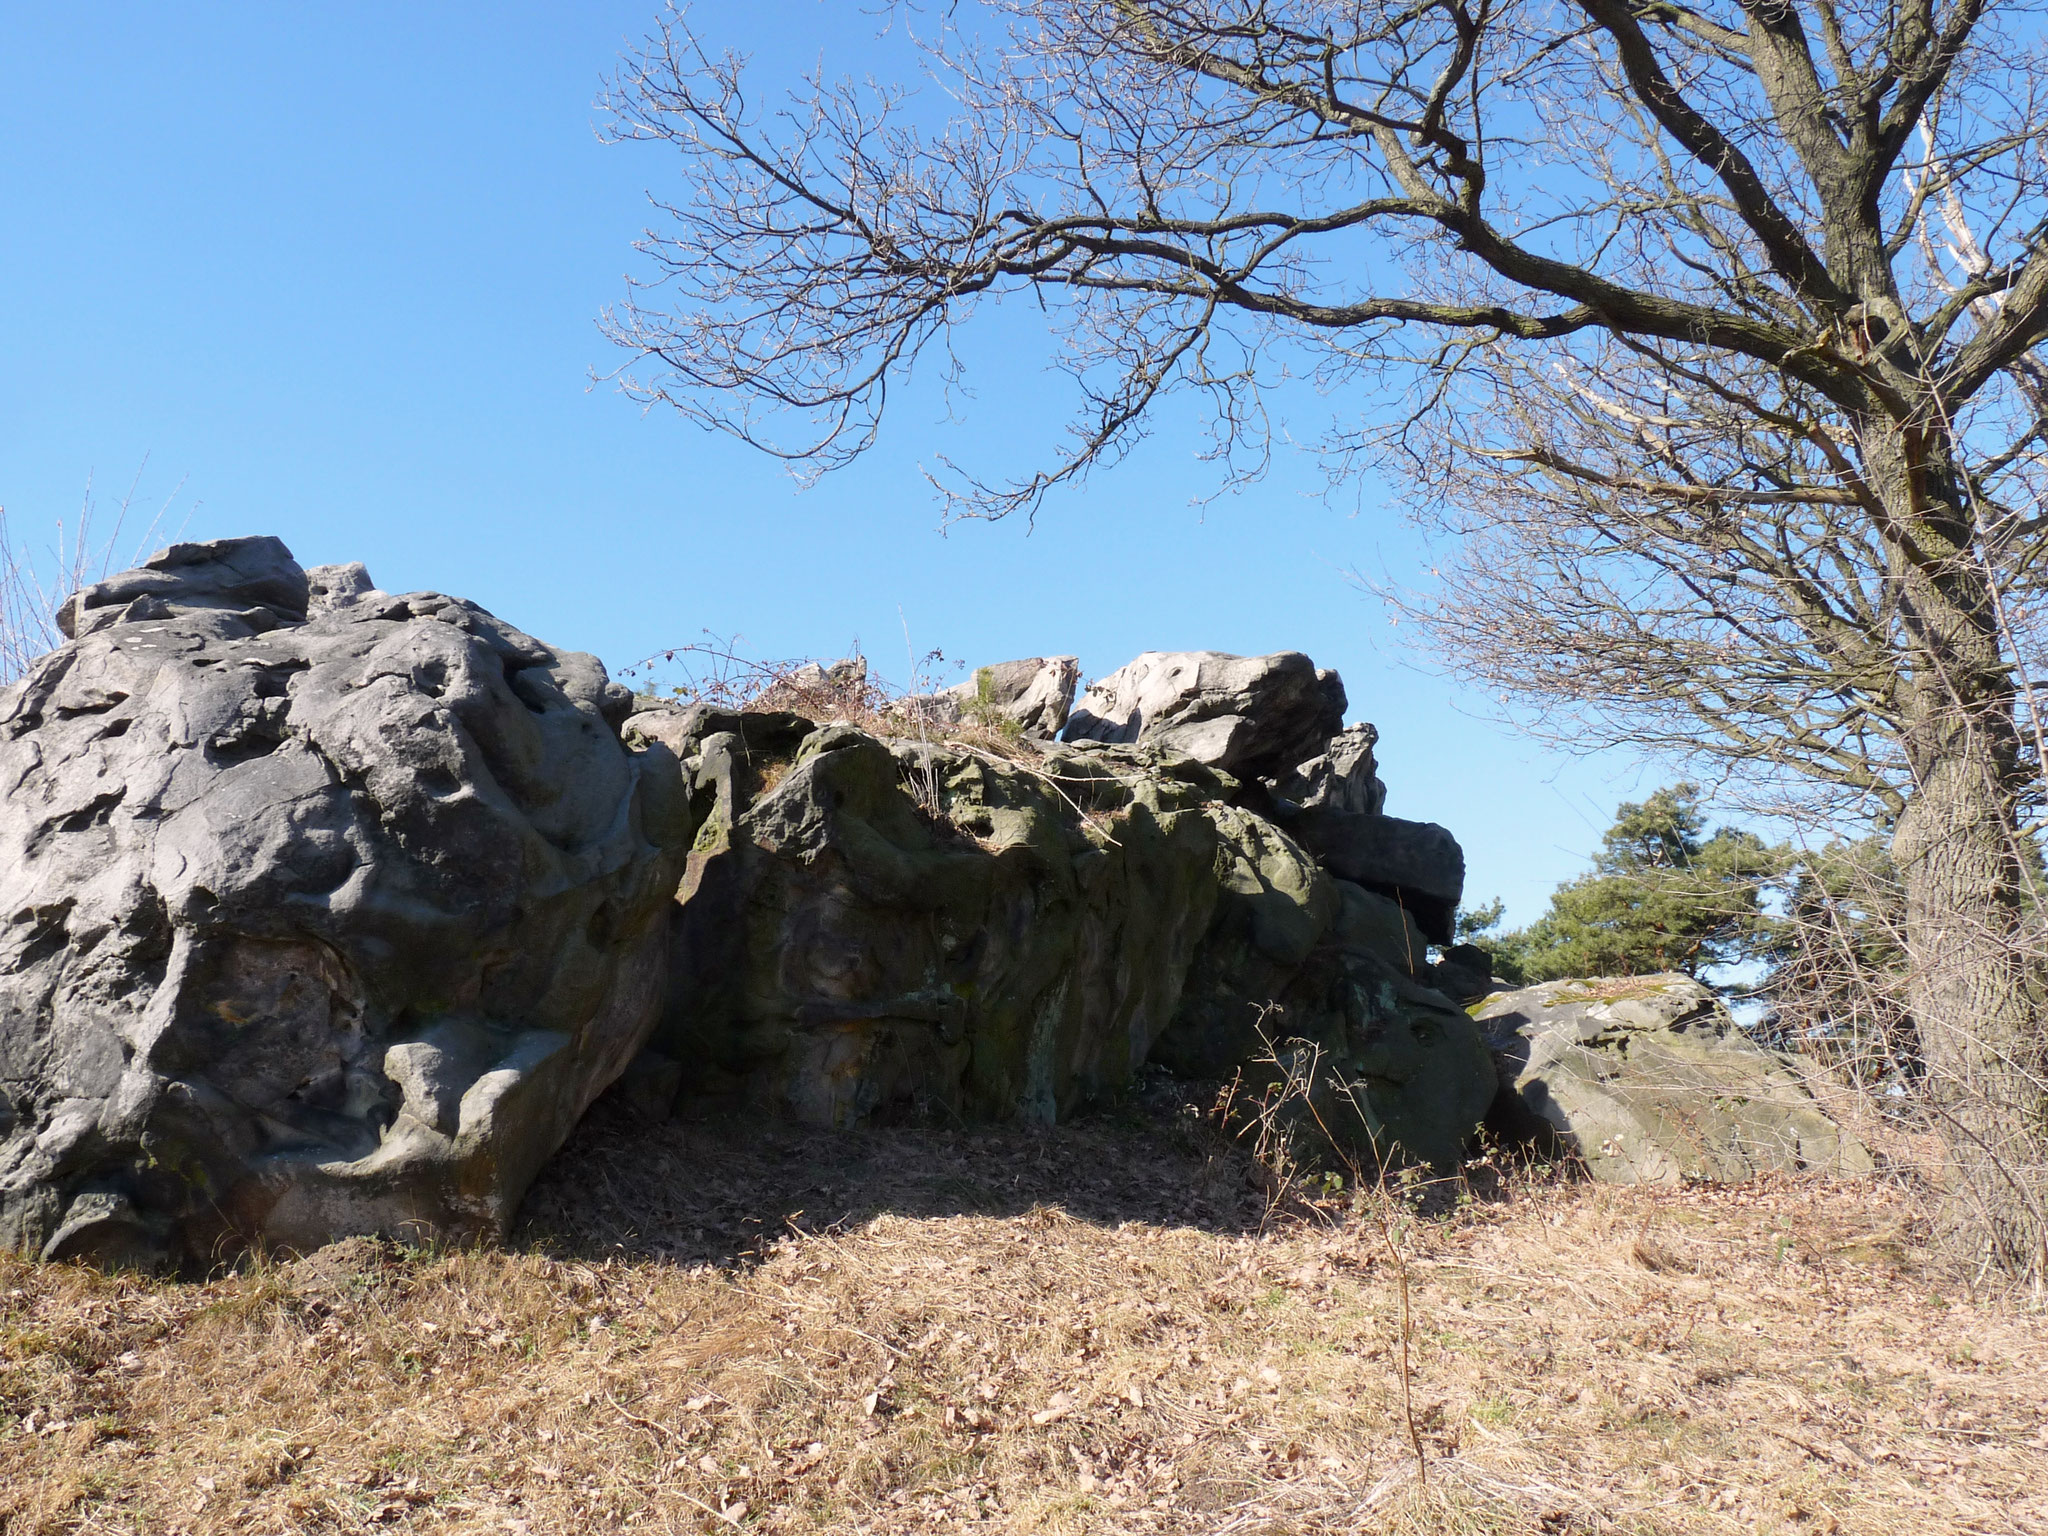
513;1071;1277;1266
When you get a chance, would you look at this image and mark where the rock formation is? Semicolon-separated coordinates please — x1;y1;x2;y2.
0;539;691;1268
634;712;1227;1127
948;656;1081;737
627;651;1495;1170
23;541;1854;1264
1058;651;1459;943
1270;723;1385;817
1475;975;1874;1183
891;656;1082;739
1062;650;1344;779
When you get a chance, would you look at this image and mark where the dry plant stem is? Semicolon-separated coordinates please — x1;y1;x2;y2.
1251;1025;1428;1484
1386;1193;1425;1487
0;465;179;684
630;631;1154;846
900;608;942;817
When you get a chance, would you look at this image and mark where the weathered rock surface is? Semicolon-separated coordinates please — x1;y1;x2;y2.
1062;651;1345;779
944;656;1080;737
1270;723;1385;817
57;536;310;640
304;562;377;613
1145;832;1492;1170
626;694;1497;1169
0;538;691;1268
1288;809;1465;944
895;656;1083;739
18;554;1869;1251
1428;943;1507;1005
638;711;1229;1125
1476;976;1874;1183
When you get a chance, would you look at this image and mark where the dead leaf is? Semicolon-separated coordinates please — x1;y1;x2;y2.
1032;1392;1074;1426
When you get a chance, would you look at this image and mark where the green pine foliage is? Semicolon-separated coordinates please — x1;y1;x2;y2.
1479;786;1785;985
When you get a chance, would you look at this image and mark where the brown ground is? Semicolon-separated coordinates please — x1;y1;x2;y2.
2;1083;2043;1535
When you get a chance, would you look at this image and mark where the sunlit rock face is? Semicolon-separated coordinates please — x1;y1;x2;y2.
1061;649;1346;780
1475;975;1874;1183
0;538;691;1269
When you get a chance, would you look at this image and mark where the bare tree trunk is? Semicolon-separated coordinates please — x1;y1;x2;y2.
1894;747;2048;1280
1877;423;2048;1284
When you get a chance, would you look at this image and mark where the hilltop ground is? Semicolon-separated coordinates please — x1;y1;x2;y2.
2;1083;2042;1536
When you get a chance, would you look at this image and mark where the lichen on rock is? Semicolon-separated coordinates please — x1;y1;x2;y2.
1475;974;1874;1183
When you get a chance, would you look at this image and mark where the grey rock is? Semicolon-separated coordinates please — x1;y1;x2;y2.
0;538;692;1267
1289;810;1465;945
1330;881;1429;977
1148;827;1494;1171
57;536;309;640
1475;976;1875;1184
623;702;813;775
305;562;378;614
944;656;1080;737
653;719;1227;1126
1271;723;1385;816
639;703;1496;1172
8;561;1502;1253
1429;943;1501;1004
1061;651;1346;780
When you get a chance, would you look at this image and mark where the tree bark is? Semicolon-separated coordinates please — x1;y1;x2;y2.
1876;420;2048;1283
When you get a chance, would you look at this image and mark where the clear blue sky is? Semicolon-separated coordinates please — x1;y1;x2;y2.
0;3;1670;923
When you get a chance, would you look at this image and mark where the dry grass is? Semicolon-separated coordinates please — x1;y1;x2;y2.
2;1087;2044;1536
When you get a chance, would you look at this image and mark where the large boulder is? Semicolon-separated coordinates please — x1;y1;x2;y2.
630;696;1499;1170
1062;651;1345;779
0;538;692;1268
636;711;1228;1126
1288;810;1464;945
1475;976;1874;1183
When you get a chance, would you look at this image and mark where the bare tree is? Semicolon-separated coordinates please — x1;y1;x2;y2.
602;0;2048;1278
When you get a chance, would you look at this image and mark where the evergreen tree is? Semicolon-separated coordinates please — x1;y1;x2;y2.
1487;787;1784;985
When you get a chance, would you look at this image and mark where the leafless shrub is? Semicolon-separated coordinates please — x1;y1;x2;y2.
1219;1014;1465;1485
0;467;182;684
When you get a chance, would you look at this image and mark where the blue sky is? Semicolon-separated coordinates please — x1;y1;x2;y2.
0;3;1671;923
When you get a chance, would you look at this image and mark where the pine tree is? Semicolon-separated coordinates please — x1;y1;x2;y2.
1487;787;1784;985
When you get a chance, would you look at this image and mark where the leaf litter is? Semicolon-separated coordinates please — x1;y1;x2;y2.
1;1083;2043;1535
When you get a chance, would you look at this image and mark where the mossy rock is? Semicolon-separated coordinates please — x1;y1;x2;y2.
1475;975;1874;1183
638;714;1497;1166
